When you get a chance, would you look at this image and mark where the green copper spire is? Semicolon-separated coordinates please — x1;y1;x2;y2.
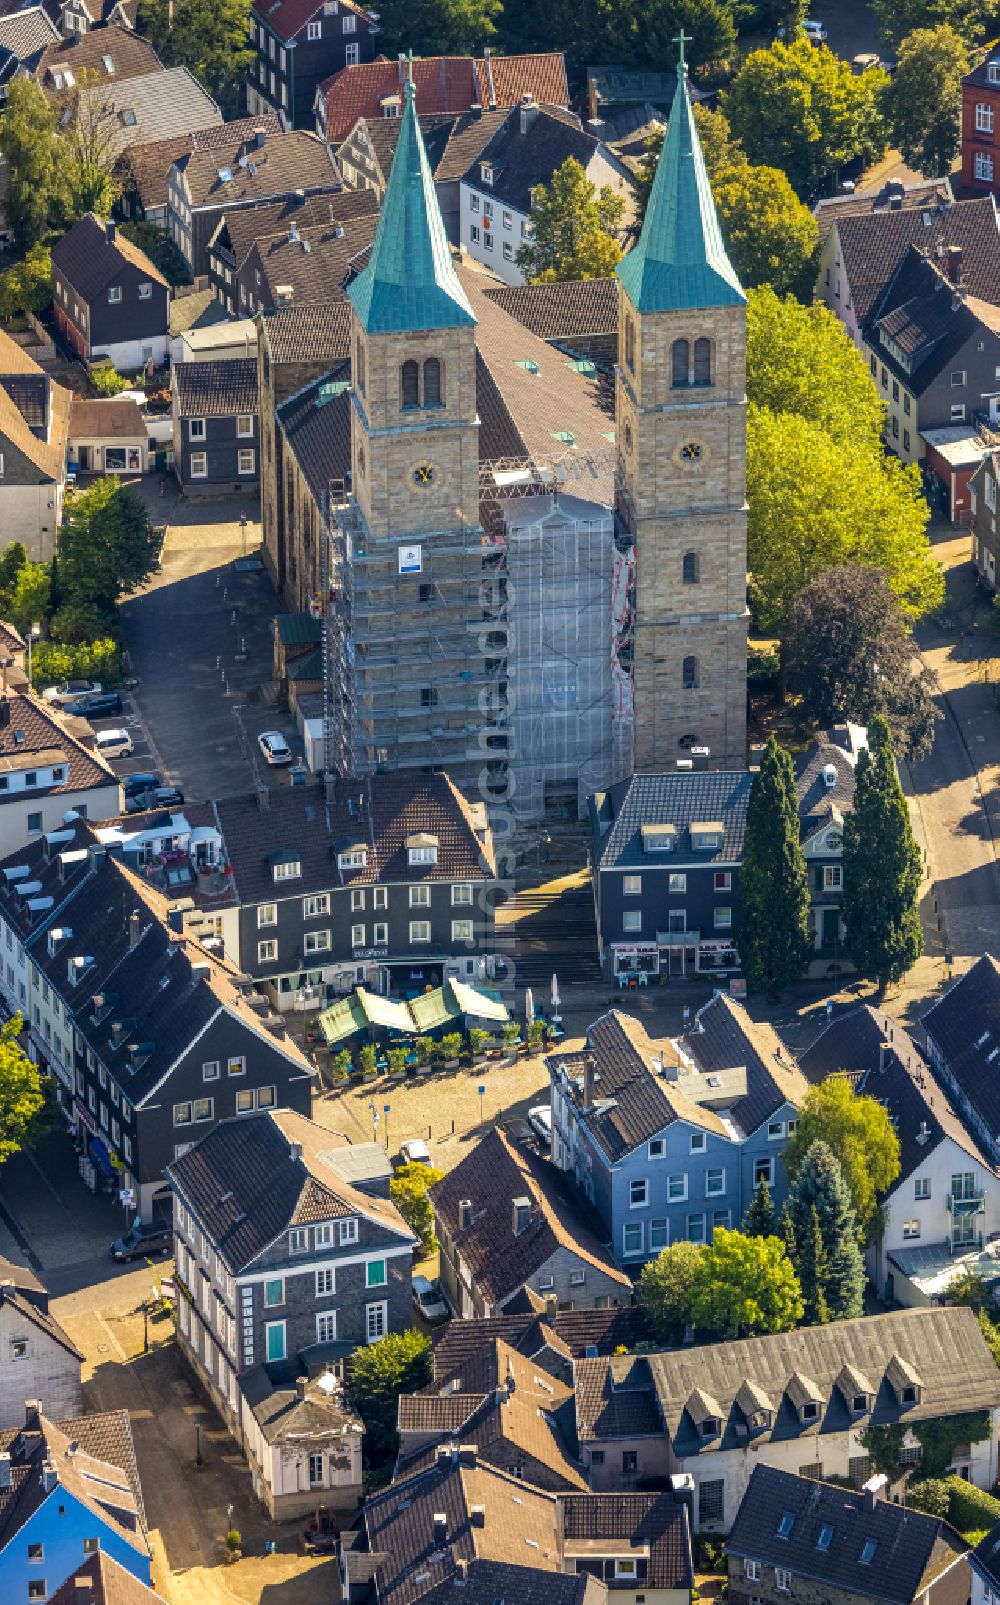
616;41;745;313
347;71;474;334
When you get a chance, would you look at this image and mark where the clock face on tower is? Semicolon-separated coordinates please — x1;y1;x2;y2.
675;440;708;467
412;462;439;488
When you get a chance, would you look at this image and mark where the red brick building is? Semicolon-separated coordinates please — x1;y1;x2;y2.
961;53;1000;196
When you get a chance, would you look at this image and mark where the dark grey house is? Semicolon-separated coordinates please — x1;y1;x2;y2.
51;213;169;372
247;0;379;131
206;188;378;316
171;359;259;495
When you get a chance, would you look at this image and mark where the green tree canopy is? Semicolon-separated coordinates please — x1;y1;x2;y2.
785;1139;865;1319
0;1015;46;1165
516;158;625;283
689;1228;803;1339
748;404;943;631
58;70;122;224
724;38;888;196
9;563;51;638
375;0;499;54
635;1240;703;1344
348;1328;432;1464
0;79;62;252
784;1074;902;1238
872;0;989;52
57;478;160;612
120;222;191;287
746;287;885;448
497;0;735;75
736;735;812;993
139;0;255;114
784;564;940;760
843;714;924;989
389;1162;445;1256
742;1176;778;1237
713;163;818;296
0;246;53;320
888;25;968;177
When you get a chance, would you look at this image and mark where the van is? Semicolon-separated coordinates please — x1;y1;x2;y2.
95;728;133;760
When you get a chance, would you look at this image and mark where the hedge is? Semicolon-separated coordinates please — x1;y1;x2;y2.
946;1477;1000;1534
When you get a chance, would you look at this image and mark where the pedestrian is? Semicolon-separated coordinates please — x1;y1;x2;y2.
682;1004;691;1030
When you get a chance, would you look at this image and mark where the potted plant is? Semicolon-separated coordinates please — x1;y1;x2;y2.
414;1035;433;1066
387;1047;407;1078
359;1044;377;1079
501;1022;520;1061
332;1048;352;1084
224;1528;242;1564
468;1027;489;1062
440;1032;463;1069
527;1019;546;1051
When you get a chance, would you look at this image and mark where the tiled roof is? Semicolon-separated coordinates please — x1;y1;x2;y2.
0;1280;83;1361
121;114;281;212
465;109;609;214
260;299;352;364
249;211;378;308
574;1354;662;1441
38;24;161;93
178;129;339;209
867;246;988;394
50;1551;168;1605
277;363;352;508
213;773;495;903
215;186;378;271
592;770;752;870
924;955;1000;1138
76;65;220;155
682;993;809;1137
813;177;952;243
0;5;57;58
728;1465;969;1603
166;1107;412;1274
836;193;1000;330
0;680;115;798
241;1362;364;1444
579;1306;1000;1456
430;1306;653;1380
432;107;509;181
70;397;147;440
167;288;231;338
52;212;167;299
251;0;373;42
320;51;568;141
561;1492;694;1590
428;1127;631;1310
483;280;618;341
173;359;258;418
0;327;71;483
0;1408;146;1554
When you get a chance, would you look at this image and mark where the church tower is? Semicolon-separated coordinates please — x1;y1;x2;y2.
615;43;748;771
345;74;487;783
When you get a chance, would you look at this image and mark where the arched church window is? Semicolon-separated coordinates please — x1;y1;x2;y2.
682;551;699;585
625;317;635;373
355;336;366;395
693;337;712;386
671;338;690;387
423;357;442;406
401;360;420;409
682;655;699;690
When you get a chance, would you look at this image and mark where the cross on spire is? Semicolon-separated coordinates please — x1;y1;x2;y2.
405;47;415;96
673;28;691;71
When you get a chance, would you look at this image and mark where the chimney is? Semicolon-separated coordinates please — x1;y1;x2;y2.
432;1512;448;1544
289;1141;302;1162
519;94;537;136
296;1376;308;1400
483;43;496;108
398;51;406;83
916;1120;931;1144
106;219;116;243
512;1196;531;1236
583;1053;596;1109
469;1505;485;1528
254;127;266;149
947;245;963;285
879;1042;891;1073
129;909;142;949
458;1444;477;1467
0;1452;10;1489
190;961;210;984
669;1472;695;1517
25;1400;41;1433
458;1198;472;1230
41;1459;58;1493
436;1445;455;1467
862;1473;888;1511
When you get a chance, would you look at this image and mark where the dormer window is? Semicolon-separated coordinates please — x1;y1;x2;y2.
701;1417;719;1438
641;824;676;854
270;850;301;882
339;848;366;869
989;61;1000;83
801;1401;819;1422
852;1393;869;1414
406;832;438;866
901;1385;916;1404
480;163;494;185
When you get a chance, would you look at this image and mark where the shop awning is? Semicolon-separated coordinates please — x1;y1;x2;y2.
447;979;509;1024
321;981;511;1042
409;988;455;1033
356;989;414;1033
318;995;369;1046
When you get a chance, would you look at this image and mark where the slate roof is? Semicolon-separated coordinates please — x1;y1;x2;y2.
924;955;1000;1139
561;1492;694;1590
973;1519;1000;1593
464;108;613;214
70;397;147;440
964;53;1000;91
251;0;373;44
49;1551;168;1605
0;328;71;483
277;363;352;507
38;23;161;93
814;177;952;243
319;51;569;142
52;212;167;298
577;1306;1000;1455
428;1127;631;1310
837;192;1000;330
867;245;997;395
432;107;509;182
0;679;115;798
591;770;752;871
214;186;378;271
247;211;378;308
429;1306;653;1380
260;299;352;364
682;993;809;1137
178;129;339;209
728;1464;969;1604
574;1354;663;1440
794;724;866;838
0;1278;83;1362
0;4;56;58
483;280;618;341
75;65;220;154
241;1363;364;1445
166;1106;412;1274
167;288;230;337
121;113;280;213
0;1408;146;1553
213;772;494;902
173;359;258;419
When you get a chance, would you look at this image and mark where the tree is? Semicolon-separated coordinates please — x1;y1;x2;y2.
0;1015;45;1165
57;478;160;611
872;0;989;53
366;0;499;56
58;70;122;223
0;544;27;617
0;246;53;320
736;735;812;994
785;1078;901;1241
747;288;885;450
724;39;888;197
389;1162;445;1255
120;222;191;287
842;714;924;990
794;1202;830;1325
712;163;819;297
0;79;62;252
9;563;51;638
748;406;944;632
139;0;255;115
497;0;735;75
785;1140;865;1319
741;1176;778;1237
784;565;941;760
888;26;968;177
348;1329;432;1463
516;158;625;283
635;1240;703;1344
689;1228;803;1339
90;368;128;398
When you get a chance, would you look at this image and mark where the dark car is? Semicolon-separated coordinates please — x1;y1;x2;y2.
111;1220;172;1261
124;785;184;815
122;771;159;799
64;691;123;720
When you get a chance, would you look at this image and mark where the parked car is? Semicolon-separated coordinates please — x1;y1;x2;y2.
258;730;293;765
804;18;827;40
63;691;123;720
95;728;134;761
527;1104;552;1145
111;1220;172;1260
122;770;159;798
43;678;103;705
852;52;880;72
125;785;184;814
400;1138;432;1165
412;1274;449;1323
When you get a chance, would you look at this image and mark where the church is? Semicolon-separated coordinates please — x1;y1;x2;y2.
259;47;749;818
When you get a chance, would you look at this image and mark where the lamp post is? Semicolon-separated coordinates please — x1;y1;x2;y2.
383;1103;390;1151
27;623;40;686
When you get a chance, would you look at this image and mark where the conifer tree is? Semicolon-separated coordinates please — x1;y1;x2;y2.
842;714;923;991
786;1140;865;1321
796;1203;830;1325
741;1176;777;1237
735;735;811;993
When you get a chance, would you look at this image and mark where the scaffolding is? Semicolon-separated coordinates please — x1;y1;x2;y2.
322;478;359;780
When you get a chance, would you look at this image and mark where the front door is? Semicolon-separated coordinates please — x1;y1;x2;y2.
78;445;91;471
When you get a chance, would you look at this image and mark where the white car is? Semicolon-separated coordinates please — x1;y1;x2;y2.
400;1138;432;1166
43;679;102;705
258;730;293;765
412;1275;448;1323
94;728;134;760
803;19;827;41
528;1104;552;1145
